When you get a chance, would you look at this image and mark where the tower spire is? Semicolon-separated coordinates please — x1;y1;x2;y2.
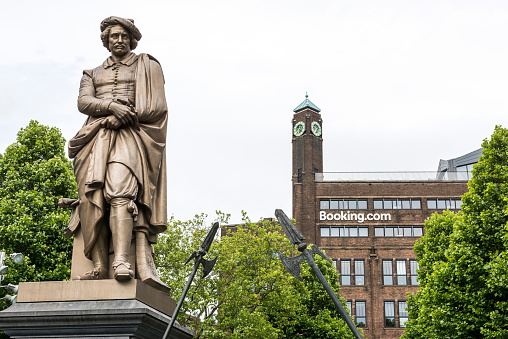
293;93;321;112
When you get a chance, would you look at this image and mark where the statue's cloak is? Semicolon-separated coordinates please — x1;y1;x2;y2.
68;53;167;260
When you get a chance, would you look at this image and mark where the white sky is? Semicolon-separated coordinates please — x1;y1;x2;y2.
1;0;507;224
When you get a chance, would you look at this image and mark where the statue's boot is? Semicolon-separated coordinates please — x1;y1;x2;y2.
110;198;134;281
74;225;109;280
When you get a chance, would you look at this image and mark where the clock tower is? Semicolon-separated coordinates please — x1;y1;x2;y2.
292;94;323;243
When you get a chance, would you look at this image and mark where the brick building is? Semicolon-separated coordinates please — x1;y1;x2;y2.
290;95;480;339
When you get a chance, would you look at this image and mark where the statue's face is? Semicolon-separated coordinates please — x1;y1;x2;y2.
108;25;131;58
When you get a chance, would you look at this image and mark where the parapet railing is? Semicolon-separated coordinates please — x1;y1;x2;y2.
315;171;472;182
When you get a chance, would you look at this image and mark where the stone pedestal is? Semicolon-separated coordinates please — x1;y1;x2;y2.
0;280;194;339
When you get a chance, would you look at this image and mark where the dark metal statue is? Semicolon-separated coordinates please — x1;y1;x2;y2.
275;209;363;339
162;222;219;339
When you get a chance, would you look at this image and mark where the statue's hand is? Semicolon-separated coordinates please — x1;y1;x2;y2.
109;101;137;126
101;115;122;130
58;198;79;208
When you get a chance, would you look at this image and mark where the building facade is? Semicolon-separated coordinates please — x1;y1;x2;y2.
291;96;478;339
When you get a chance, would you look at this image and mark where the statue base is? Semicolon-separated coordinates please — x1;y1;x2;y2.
0;280;194;339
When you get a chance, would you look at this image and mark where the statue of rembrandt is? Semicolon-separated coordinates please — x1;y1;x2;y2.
65;16;168;286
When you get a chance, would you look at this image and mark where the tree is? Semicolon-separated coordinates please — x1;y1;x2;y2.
0;121;77;305
154;212;224;325
403;210;459;338
404;126;508;338
155;212;358;338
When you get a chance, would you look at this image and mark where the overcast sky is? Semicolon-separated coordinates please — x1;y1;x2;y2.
1;0;507;224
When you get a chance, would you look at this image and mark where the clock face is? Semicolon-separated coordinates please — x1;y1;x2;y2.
293;121;305;137
311;121;322;137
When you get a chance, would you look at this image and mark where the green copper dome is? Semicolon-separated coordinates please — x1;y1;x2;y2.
293;93;321;112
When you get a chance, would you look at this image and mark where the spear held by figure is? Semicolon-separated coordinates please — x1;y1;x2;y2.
275;209;363;339
162;222;219;339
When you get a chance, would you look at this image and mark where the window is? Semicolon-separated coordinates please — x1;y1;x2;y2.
340;259;365;286
413;227;423;237
331;227;340;236
456;163;474;172
374;226;424;237
346;300;352;314
397;260;407;285
437;199;446;209
401;199;410;209
320;200;329;209
341;260;351;285
330;200;339;209
349;200;357;209
355;260;365;285
355;301;366;327
358;227;368;237
385;301;395;327
385;300;409;328
394;227;404;237
385;227;394;237
384;200;393;209
383;260;393;285
399;301;408;327
319;199;368;210
427;199;436;209
410;260;419;285
373;198;421;210
350;227;358;237
358;200;368;209
320;227;330;237
384;259;418;286
411;200;421;209
427;198;462;210
347;300;367;327
320;226;369;237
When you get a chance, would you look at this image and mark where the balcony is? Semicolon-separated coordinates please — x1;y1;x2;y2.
315;171;472;182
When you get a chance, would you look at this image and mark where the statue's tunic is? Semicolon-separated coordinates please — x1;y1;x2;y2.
68;53;168;260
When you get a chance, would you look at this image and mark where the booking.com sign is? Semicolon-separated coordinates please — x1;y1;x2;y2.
319;211;391;223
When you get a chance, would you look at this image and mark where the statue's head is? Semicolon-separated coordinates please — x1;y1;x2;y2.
100;16;142;56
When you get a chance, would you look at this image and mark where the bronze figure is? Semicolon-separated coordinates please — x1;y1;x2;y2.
67;16;168;285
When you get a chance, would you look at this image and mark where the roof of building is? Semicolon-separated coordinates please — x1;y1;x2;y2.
293;93;321;112
437;148;483;172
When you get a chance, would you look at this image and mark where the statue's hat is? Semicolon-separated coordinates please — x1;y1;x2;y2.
100;16;142;41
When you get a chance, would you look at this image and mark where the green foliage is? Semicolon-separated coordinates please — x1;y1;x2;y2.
412;210;458;285
0;121;77;309
155;212;227;324
284;256;357;339
404;126;508;338
154;212;357;338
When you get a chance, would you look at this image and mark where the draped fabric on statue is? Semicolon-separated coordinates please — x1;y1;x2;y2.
69;53;167;260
